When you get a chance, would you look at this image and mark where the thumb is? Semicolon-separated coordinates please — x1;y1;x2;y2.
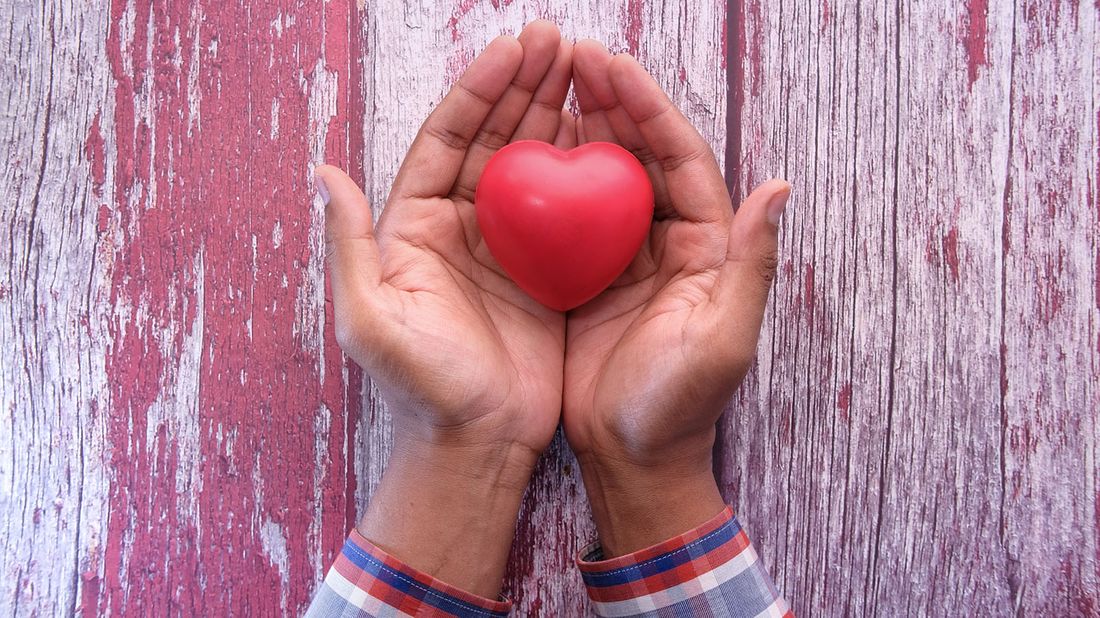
719;178;791;332
314;164;384;346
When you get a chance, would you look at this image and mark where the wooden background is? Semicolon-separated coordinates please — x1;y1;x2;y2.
2;0;1097;615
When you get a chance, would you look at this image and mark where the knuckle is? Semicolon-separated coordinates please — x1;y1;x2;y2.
471;127;510;152
634;99;673;125
511;75;541;97
450;178;478;203
629;143;660;168
659;147;706;173
423;122;468;152
530;98;562;116
456;81;496;107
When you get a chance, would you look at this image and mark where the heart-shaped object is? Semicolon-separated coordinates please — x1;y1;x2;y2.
475;140;654;311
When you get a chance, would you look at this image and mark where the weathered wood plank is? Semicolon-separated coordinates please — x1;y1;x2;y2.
1;1;114;613
722;0;1099;614
2;0;367;614
358;3;729;614
91;1;364;613
999;1;1099;612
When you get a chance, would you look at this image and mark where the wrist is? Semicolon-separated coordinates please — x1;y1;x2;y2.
357;435;537;599
385;394;556;461
382;432;539;497
574;430;726;558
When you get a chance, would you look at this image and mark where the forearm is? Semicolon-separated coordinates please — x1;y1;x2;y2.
575;431;726;557
358;432;536;599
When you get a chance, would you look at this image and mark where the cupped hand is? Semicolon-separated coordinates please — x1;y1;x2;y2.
562;41;791;555
318;22;574;459
317;22;577;597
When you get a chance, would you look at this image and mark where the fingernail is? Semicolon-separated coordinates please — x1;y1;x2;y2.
314;174;330;206
766;189;790;225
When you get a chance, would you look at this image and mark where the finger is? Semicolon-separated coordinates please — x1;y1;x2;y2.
450;21;562;202
315;164;385;340
718;179;791;335
553;110;577;149
391;36;523;200
512;37;574;142
572;41;678;217
572;40;618;143
608;53;731;224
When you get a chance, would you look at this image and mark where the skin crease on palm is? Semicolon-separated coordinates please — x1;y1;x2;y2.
315;20;790;598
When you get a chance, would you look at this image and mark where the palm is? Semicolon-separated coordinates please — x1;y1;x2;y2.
321;23;574;452
371;194;563;440
560;43;784;462
564;201;734;456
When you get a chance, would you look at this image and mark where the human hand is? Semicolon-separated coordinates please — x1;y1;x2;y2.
315;21;573;597
562;41;791;556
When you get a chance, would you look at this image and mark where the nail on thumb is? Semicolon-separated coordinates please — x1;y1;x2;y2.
766;188;790;226
314;173;331;206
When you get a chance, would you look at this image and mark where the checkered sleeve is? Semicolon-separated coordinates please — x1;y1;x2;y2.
305;529;511;617
577;507;791;617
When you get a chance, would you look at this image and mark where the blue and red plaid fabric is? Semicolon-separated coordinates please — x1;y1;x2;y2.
305;529;511;617
578;507;791;617
307;508;789;617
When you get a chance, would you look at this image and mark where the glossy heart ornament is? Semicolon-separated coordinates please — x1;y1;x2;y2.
475;141;654;311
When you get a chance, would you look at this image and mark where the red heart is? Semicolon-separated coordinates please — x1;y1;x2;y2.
475;141;654;311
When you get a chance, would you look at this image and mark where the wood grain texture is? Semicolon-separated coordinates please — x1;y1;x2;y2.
721;0;1099;615
2;1;114;613
93;1;366;613
4;0;364;614
1;0;1097;616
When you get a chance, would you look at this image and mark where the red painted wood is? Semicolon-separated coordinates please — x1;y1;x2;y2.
95;1;364;614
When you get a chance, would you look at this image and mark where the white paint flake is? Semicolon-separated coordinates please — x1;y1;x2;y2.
259;517;290;608
270;98;280;140
295;59;338;384
186;3;204;134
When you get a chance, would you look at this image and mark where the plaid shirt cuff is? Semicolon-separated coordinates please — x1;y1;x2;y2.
577;506;791;617
305;529;511;617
